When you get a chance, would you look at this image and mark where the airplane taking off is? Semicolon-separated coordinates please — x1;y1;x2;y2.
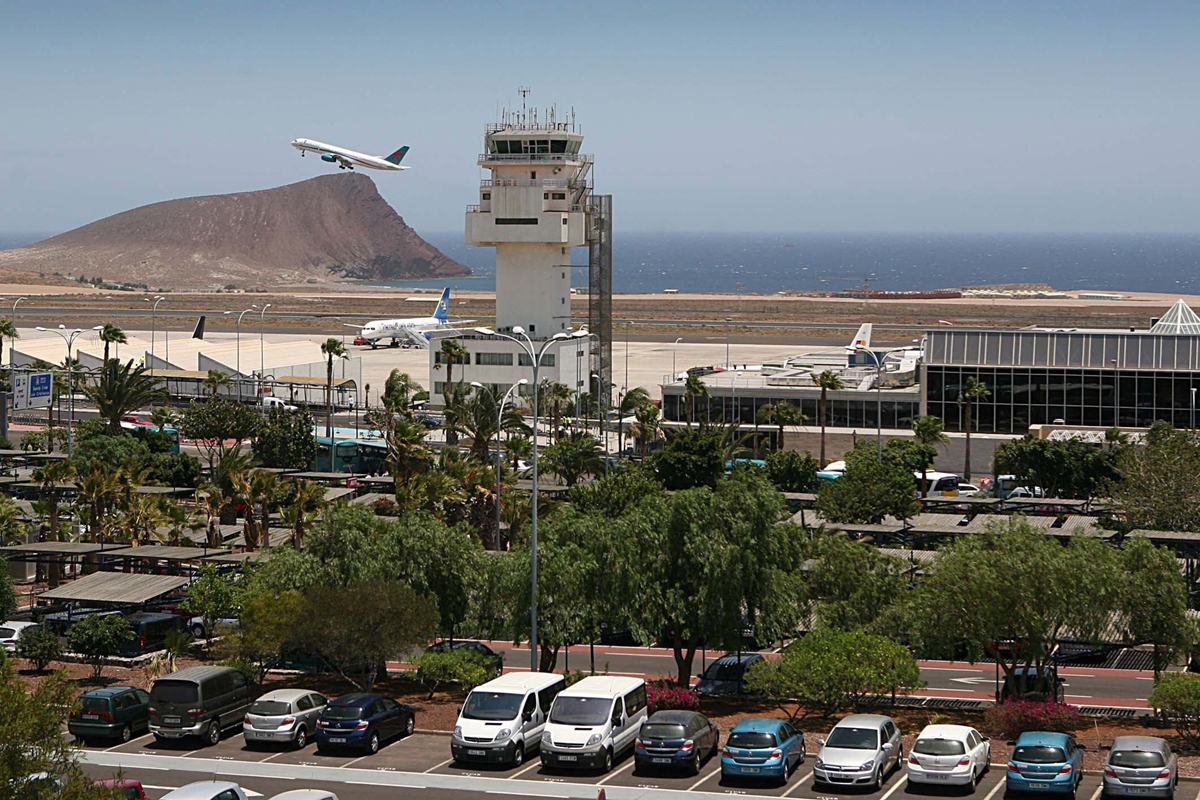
290;138;411;171
347;288;464;348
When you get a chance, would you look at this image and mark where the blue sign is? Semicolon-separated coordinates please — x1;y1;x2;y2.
29;372;51;399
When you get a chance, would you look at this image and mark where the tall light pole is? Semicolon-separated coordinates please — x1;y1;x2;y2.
591;372;608;475
474;378;527;550
10;297;26;415
475;325;588;671
849;345;907;463
258;304;272;398
1111;358;1119;429
724;318;732;369
145;296;164;368
36;325;87;457
672;337;683;380
235;305;257;402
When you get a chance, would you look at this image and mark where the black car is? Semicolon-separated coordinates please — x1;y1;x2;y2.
695;653;764;696
316;693;416;754
425;640;503;676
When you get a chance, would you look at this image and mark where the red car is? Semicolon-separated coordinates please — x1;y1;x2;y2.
353;335;368;346
95;779;147;800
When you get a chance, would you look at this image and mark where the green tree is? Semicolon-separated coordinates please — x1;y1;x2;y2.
542;430;603;486
17;624;61;671
816;443;919;524
33;460;76;586
383;369;422;415
746;628;923;718
253;406;316;469
320;337;347;440
764;449;818;493
911;415;949;497
203;369;231;397
618;387;651;454
213;589;307;685
97;322;127;365
814;369;845;467
1120;537;1192;680
682;374;708;429
182;564;243;644
631;401;663;458
177;397;261;471
0;571;16;622
436;339;469;445
1113;422;1200;531
81;359;167;436
882;438;937;476
66;615;134;679
957;376;991;481
995;435;1119;500
757;400;806;451
1149;673;1200;749
0;317;17;391
413;648;494;700
806;533;907;631
650;427;725;490
544;381;574;442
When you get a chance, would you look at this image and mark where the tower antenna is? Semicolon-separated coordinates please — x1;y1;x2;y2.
518;86;530;126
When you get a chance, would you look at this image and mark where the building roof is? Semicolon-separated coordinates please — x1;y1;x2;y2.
203;551;273;564
1150;300;1200;335
108;545;229;561
0;541;116;556
39;572;189;604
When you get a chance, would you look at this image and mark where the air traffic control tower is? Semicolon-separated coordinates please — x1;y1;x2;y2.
435;102;612;406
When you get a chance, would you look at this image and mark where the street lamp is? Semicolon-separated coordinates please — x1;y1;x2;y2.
230;305;258;402
474;324;588;671
473;378;527;550
9;297;26;411
672;337;683;380
259;304;272;398
145;296;164;368
591;372;609;475
847;344;907;463
35;325;86;457
1111;358;1119;429
724;318;732;369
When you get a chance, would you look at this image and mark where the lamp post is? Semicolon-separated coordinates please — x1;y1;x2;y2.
474;378;527;550
591;372;608;475
258;304;272;398
145;296;164;368
36;325;87;457
848;345;906;463
672;337;683;380
474;325;588;671
235;305;257;402
1192;387;1196;431
9;297;26;415
724;318;732;369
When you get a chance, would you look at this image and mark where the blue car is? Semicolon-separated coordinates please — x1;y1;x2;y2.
1006;731;1085;796
634;710;720;775
721;718;806;784
315;693;415;755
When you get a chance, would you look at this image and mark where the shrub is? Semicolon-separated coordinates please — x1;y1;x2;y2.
413;648;493;699
984;699;1084;739
67;614;134;679
17;624;61;671
647;681;699;713
1149;672;1200;748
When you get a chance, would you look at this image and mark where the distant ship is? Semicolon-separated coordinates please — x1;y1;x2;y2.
781;242;796;248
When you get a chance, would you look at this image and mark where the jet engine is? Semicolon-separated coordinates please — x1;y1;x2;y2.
321;154;336;163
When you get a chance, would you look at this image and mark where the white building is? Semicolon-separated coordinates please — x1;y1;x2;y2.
430;108;594;404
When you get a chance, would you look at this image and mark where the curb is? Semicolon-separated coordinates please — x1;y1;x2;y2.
416;728;452;737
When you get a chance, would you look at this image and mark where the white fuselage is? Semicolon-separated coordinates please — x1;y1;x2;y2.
360;316;445;342
290;138;408;171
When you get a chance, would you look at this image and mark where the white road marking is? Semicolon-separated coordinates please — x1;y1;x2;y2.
108;733;154;751
487;792;567;798
509;759;544;779
922;667;985;672
878;773;908;800
423;757;454;773
258;750;287;763
596;759;636;784
686;766;718;792
782;768;814;797
980;773;1008;800
340;754;372;769
1085;784;1103;800
1066;695;1093;699
1192;783;1200;800
346;780;424;789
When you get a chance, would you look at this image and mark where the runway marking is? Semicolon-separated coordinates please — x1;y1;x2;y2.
782;768;814;797
596;759;636;784
423;757;454;773
878;774;908;800
509;759;544;779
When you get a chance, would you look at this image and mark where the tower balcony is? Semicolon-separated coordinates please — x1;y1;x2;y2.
478;152;593;167
465;207;588;247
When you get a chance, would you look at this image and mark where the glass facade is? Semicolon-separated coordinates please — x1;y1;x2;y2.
662;392;920;431
926;366;1200;433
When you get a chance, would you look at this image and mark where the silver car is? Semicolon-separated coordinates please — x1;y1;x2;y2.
1102;736;1178;798
243;689;327;750
814;714;904;791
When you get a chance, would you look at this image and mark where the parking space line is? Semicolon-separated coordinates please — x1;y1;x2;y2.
107;733;153;752
487;793;567;799
340;754;372;769
782;769;814;797
1087;784;1103;800
423;757;454;773
258;751;287;763
980;773;1007;800
1192;783;1200;800
508;759;543;779
596;759;636;785
878;774;908;800
687;766;719;792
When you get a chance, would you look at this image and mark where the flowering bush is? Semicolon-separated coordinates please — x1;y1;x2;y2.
647;681;699;713
984;699;1084;738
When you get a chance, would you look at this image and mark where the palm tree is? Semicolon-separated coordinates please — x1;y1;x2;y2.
82;358;167;435
0;318;17;390
120;495;169;547
227;470;260;551
631;402;663;459
76;464;120;546
320;338;347;441
545;382;574;442
149;406;177;432
203;369;231;397
617;387;651;455
505;433;532;470
382;369;422;415
814;369;845;466
199;485;226;548
957;377;991;481
436;339;469;445
542;430;603;487
757;401;806;452
249;470;281;550
385;417;434;490
97;323;127;365
283;478;326;549
33;460;75;586
911;415;950;496
682;374;709;428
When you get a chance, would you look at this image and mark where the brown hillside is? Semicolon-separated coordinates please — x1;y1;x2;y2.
0;174;469;289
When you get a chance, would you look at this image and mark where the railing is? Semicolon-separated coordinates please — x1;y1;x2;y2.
466;204;481;213
466;204;586;214
480;178;574;189
478;152;593;165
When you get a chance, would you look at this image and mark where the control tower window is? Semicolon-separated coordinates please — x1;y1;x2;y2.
550;139;567;154
522;139;550;154
492;140;510;154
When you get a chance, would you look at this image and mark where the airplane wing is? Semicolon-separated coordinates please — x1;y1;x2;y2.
342;323;366;330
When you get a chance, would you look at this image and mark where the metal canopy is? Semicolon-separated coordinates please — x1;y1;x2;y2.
0;542;125;555
39;572;189;605
204;551;273;564
107;545;229;561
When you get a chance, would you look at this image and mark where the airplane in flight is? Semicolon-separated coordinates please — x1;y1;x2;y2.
347;288;464;348
290;138;411;172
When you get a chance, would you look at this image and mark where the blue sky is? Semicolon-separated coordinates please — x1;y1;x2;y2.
2;1;1199;234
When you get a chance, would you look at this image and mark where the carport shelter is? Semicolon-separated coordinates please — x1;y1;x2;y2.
38;572;190;606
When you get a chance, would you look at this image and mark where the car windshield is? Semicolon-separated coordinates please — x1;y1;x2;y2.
1014;746;1067;764
122;789;142;800
250;701;291;716
826;727;879;750
728;732;777;749
549;696;612;726
462;691;522;721
641;723;686;740
702;662;746;682
80;696;111;712
324;706;365;721
915;738;966;756
151;681;198;705
1111;751;1165;769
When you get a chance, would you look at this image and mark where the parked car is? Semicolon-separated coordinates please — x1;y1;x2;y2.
907;724;991;787
69;686;152;744
1005;731;1085;796
1002;665;1065;702
122;612;183;655
695;653;764;696
957;483;982;498
813;714;903;791
424;640;503;676
269;793;339;800
161;781;249;800
635;710;720;775
1101;736;1177;798
188;615;239;640
315;693;415;755
0;620;38;653
451;672;565;767
720;718;806;784
541;676;648;773
149;666;253;746
243;689;327;750
95;779;148;800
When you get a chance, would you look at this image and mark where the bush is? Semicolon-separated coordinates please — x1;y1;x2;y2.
413;648;493;700
984;699;1084;739
647;681;699;713
1149;672;1200;748
17;624;61;671
67;614;134;679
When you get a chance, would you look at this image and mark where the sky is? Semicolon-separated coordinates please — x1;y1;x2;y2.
2;1;1200;235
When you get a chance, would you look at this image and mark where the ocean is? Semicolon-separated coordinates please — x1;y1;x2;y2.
4;231;1199;295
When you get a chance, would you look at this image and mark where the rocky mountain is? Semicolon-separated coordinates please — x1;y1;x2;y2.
0;174;469;289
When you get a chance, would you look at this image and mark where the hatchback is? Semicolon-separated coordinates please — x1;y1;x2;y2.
907;723;991;787
160;782;249;800
634;710;720;775
1;620;38;653
315;693;415;755
1006;731;1085;796
814;714;904;791
94;779;148;800
243;689;327;750
1102;736;1178;798
69;686;152;744
720;718;806;784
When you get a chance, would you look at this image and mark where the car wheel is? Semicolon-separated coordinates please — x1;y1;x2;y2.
405;715;415;737
602;748;613;773
205;720;220;746
895;745;904;772
191;624;205;639
366;731;380;754
119;724;132;743
692;750;702;776
294;726;307;750
799;743;806;764
780;756;791;785
512;740;524;768
875;766;884;791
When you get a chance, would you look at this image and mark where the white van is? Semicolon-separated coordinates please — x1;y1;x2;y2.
450;672;566;768
540;676;648;773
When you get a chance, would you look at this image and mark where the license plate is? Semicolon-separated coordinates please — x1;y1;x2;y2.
330;737;347;743
929;774;948;780
1128;790;1149;794
164;717;181;725
468;749;485;756
742;767;760;773
82;714;99;721
653;757;672;764
559;755;577;762
1030;783;1049;789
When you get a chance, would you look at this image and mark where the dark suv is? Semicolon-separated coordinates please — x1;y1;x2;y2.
69;686;151;743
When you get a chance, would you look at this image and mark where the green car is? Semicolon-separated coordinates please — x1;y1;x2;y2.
69;686;152;744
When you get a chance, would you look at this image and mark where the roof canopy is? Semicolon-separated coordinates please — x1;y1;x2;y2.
1150;299;1200;335
39;572;188;605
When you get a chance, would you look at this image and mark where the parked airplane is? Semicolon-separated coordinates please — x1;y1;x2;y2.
347;288;461;348
290;138;411;172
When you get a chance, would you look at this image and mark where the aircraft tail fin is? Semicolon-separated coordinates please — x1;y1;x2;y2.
850;322;872;351
434;288;451;322
192;316;206;340
384;145;410;165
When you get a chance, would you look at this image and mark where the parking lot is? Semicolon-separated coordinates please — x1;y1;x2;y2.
82;729;1127;799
